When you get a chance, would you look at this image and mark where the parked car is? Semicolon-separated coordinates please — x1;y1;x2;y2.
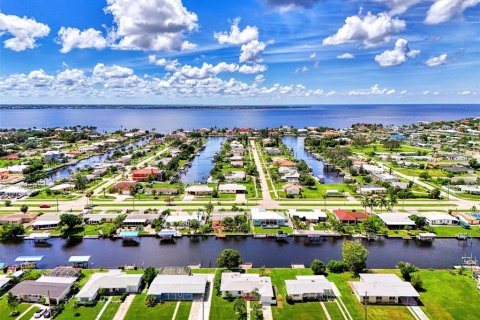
43;309;51;318
39;204;51;208
34;308;46;318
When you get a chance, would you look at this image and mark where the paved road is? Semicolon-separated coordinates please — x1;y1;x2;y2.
250;140;277;208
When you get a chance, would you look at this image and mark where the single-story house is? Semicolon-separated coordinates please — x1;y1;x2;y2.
377;213;416;229
165;213;204;227
218;184;247;194
147;274;207;300
144;188;179;196
32;213;62;230
0;186;33;198
265;147;282;156
132;168;165;182
10;278;74;305
123;213;160;226
283;184;302;196
83;213;119;225
357;185;388;195
417;212;459;225
251;207;287;227
224;171;246;182
332;210;369;224
285;276;337;301
0;213;38;225
110;181;139;195
351;274;419;305
288;209;327;223
452;212;480;225
220;273;275;304
0;275;12;290
76;270;143;303
185;185;213;195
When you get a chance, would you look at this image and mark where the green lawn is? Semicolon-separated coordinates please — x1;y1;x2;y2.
18;306;39;320
175;301;192;320
350;144;428;154
324;301;344;319
99;301;121;320
432;225;480;237
0;296;31;318
56;299;107;320
124;294;177;320
418;270;480;320
252;225;293;234
209;270;236;320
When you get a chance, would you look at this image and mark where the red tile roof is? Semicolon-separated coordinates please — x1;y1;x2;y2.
333;210;369;221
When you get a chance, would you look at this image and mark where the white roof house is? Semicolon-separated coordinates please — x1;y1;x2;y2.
76;270;142;302
147;274;207;300
251;207;287;227
377;213;416;227
0;186;33;197
32;213;62;229
351;274;419;305
218;184;247;193
0;275;11;290
220;273;275;304
288;209;327;222
285;276;339;301
417;212;459;225
185;185;213;195
166;212;204;226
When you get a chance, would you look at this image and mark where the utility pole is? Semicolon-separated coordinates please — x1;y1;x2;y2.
364;290;368;320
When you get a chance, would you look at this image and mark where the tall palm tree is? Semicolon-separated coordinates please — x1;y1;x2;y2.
361;197;369;213
389;195;398;210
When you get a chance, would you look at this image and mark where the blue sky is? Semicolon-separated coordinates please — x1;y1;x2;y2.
0;0;479;104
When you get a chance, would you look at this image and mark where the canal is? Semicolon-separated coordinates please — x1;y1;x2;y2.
0;237;477;269
282;136;343;184
179;137;226;184
44;137;150;184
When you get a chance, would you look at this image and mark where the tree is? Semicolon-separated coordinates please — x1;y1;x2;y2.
233;297;247;320
20;204;28;213
143;267;158;286
429;188;441;199
74;174;88;190
7;292;19;313
411;274;423;290
145;294;156;307
0;223;25;241
409;215;427;229
342;241;369;275
60;213;82;229
4;200;12;207
396;261;418;282
217;249;242;270
327;260;348;273
419;172;431;181
310;259;326;275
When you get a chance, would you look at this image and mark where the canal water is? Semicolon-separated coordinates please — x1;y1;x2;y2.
179;137;226;184
282;136;343;184
0;237;477;269
44;138;149;184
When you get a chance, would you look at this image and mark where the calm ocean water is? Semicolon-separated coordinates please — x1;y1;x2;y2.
1;104;479;131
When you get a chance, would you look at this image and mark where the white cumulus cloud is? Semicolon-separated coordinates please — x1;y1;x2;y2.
105;0;198;51
58;27;107;53
337;53;355;59
425;0;479;24
240;40;267;63
349;84;396;95
0;12;50;51
238;64;267;74
378;0;422;15
323;12;406;48
424;53;448;66
374;39;420;67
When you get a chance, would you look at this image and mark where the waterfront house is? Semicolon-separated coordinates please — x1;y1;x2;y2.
0;213;38;225
417;212;459;225
10;276;75;305
147;274;207;300
285;276;337;301
251;207;286;227
377;213;416;229
0;275;12;291
265;147;282;155
452;212;480;225
123;213;160;226
32;213;62;230
351;274;419;305
185;185;213;195
332;210;369;224
165;212;204;227
219;183;247;194
44;150;65;162
83;213;119;225
288;209;327;223
273;159;296;167
224;171;246;182
220;272;275;304
76;270;142;303
131;167;165;182
281;170;300;183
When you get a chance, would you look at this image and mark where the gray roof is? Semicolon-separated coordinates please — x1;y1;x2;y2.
76;270;142;300
352;274;419;298
10;280;71;299
147;275;207;295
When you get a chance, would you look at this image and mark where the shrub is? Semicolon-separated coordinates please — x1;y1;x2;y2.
327;260;348;273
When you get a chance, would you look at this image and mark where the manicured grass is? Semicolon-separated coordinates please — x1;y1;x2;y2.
99;301;121;320
56;299;106;320
18;306;39;320
0;296;31;318
253;226;293;234
350;144;428;154
418;270;480;320
175;301;192;320
432;225;480;237
324;301;344;319
124;294;177;320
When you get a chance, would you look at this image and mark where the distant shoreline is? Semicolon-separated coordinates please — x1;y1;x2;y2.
0;104;479;110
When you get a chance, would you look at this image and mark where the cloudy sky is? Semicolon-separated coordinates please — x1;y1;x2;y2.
1;0;479;104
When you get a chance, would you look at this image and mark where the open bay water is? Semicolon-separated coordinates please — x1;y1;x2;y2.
1;104;479;131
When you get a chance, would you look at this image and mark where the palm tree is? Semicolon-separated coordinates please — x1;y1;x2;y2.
389;195;398;210
367;197;376;213
380;197;388;212
361;197;369;213
233;297;247;320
